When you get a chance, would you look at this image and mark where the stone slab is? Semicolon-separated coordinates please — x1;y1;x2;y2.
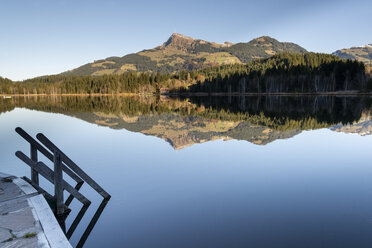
0;173;72;248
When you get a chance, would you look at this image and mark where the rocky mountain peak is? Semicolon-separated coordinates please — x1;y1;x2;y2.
251;36;277;43
162;33;198;51
170;33;193;40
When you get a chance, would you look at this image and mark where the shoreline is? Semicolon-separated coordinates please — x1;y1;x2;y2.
168;91;372;97
1;91;372;97
0;93;150;97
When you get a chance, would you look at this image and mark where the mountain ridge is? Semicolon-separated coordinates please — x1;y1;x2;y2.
333;43;372;65
158;33;234;52
63;33;307;76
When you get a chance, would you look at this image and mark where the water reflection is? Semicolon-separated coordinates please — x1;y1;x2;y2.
1;95;372;248
1;95;371;149
67;198;109;248
186;95;367;124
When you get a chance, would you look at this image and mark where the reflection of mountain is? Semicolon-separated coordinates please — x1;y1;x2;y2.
1;96;370;149
330;112;372;136
72;112;301;149
186;95;366;126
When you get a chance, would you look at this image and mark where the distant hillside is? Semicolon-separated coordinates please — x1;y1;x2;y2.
333;44;372;65
63;33;307;76
223;36;307;63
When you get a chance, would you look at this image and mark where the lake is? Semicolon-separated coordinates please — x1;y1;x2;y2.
1;95;372;248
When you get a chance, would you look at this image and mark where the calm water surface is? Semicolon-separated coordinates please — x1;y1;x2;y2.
1;96;372;248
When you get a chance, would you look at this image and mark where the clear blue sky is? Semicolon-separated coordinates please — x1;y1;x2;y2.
1;0;371;81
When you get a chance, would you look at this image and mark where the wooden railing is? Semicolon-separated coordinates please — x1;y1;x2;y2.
15;127;111;247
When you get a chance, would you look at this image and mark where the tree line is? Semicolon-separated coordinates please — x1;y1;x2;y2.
0;73;177;95
1;53;371;95
184;53;371;93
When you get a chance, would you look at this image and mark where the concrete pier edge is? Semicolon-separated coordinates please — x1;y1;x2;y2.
0;172;72;248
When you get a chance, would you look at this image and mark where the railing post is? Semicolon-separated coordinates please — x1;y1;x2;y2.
54;151;64;215
30;144;39;186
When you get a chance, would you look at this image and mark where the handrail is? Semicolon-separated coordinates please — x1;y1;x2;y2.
16;127;83;184
15;127;111;245
16;151;91;205
37;133;111;200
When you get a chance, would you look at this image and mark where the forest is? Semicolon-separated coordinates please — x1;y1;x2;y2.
0;70;203;95
0;72;176;95
1;53;371;95
185;53;371;93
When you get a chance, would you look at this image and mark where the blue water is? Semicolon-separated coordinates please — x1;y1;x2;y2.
1;101;372;247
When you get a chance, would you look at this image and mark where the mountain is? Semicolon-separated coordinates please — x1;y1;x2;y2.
63;33;307;76
333;44;372;65
222;36;307;63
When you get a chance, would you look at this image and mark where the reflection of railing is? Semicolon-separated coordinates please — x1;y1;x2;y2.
15;127;111;248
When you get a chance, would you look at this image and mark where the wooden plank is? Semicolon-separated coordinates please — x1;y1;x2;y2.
23;176;73;218
15;151;91;205
22;176;54;200
15;127;84;184
54;151;64;215
16;127;54;161
30;144;39;186
37;133;111;200
15;127;88;210
65;181;83;207
24;175;78;214
62;165;84;185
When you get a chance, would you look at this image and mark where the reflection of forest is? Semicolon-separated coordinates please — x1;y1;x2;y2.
1;96;371;149
186;95;369;129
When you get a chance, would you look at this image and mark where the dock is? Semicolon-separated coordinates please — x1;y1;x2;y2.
0;172;72;248
1;127;111;247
